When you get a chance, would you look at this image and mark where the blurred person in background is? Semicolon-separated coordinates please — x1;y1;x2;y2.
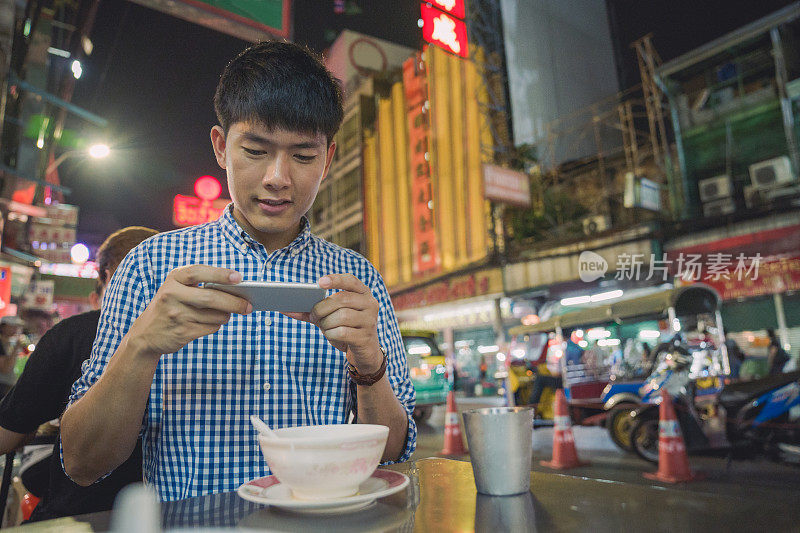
723;328;746;380
529;329;582;406
20;310;56;345
766;328;790;375
0;226;159;522
0;316;25;396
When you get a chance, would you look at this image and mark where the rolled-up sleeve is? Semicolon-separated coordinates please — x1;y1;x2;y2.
369;268;417;463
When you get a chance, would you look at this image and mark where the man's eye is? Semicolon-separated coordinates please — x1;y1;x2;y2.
243;147;266;156
295;155;316;163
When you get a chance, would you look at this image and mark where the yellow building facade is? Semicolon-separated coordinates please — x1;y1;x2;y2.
364;45;494;289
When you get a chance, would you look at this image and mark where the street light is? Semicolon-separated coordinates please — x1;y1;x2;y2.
46;143;111;174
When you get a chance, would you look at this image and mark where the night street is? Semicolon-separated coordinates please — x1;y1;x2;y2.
413;395;800;501
1;0;800;530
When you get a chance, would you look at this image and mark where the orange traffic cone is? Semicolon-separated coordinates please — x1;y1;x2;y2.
540;389;589;470
643;390;703;483
440;389;468;455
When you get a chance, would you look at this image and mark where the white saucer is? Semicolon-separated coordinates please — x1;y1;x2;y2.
237;469;409;514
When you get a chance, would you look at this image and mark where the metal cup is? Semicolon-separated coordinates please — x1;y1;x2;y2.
475;492;537;533
462;407;534;496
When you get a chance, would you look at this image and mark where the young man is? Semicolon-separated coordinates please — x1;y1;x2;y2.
0;226;158;521
60;41;416;501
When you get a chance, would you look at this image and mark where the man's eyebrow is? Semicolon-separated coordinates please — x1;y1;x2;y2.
240;132;322;149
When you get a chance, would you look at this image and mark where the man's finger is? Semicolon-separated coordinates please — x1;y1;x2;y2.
169;283;252;315
170;265;243;287
311;291;372;320
323;325;361;346
187;308;233;326
316;308;364;332
318;274;369;294
281;312;311;323
190;285;252;314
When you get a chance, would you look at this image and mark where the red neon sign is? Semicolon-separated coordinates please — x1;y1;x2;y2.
421;4;468;58
194;175;222;201
429;0;465;19
173;195;230;227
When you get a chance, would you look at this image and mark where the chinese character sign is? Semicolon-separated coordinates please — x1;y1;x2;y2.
420;3;468;58
173;195;229;227
429;0;466;19
403;53;439;274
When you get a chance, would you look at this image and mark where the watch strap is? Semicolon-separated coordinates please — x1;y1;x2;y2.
347;349;388;386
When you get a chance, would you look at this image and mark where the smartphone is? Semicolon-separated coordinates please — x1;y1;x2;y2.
203;281;326;313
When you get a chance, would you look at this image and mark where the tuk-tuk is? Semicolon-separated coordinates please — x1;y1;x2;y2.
401;329;448;422
508;284;730;448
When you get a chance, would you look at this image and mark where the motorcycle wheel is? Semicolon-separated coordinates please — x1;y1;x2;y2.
607;406;636;452
630;415;660;463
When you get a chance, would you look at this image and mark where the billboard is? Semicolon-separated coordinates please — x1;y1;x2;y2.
499;0;619;163
129;0;292;42
483;164;531;207
325;30;414;97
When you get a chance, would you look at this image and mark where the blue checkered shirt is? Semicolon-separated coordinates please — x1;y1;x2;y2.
66;206;417;501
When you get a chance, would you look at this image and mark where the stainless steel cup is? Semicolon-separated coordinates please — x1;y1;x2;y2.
462;407;534;496
475;492;537;532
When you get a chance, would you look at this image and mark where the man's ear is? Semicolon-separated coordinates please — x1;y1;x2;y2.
210;125;227;169
321;141;336;182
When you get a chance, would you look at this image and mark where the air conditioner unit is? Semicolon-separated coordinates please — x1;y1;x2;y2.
702;198;736;217
749;156;795;189
581;215;611;236
698;175;732;202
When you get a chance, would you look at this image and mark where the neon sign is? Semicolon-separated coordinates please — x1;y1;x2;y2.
429;0;465;19
420;3;468;58
173;176;229;227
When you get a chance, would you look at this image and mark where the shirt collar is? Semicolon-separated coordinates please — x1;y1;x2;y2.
218;204;313;255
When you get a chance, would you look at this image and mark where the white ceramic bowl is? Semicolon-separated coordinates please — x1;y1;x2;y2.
257;424;389;500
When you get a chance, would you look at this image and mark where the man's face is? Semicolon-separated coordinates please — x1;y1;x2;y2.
211;121;336;251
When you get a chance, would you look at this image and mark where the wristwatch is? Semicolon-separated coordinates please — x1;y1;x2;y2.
347;347;388;386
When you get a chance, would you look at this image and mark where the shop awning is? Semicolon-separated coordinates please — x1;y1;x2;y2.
509;284;721;335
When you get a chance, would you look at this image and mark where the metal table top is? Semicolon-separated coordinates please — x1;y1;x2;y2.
12;457;800;532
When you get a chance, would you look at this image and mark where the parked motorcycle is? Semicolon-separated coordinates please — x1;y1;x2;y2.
628;369;800;464
604;338;723;451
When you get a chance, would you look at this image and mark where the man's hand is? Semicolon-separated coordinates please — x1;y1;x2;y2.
284;274;382;373
127;265;252;358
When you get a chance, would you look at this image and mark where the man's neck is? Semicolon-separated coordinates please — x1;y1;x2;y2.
231;209;301;253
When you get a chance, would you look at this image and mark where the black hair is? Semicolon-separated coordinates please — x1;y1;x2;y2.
214;40;344;144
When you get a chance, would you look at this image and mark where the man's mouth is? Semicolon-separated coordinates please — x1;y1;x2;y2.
256;198;292;214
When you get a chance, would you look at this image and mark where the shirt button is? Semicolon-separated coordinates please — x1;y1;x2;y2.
240;243;249;253
291;249;299;256
263;381;271;391
264;318;272;326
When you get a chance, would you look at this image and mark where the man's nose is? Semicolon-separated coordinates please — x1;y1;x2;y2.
262;153;291;188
